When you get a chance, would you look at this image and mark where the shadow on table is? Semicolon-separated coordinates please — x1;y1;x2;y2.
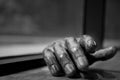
0;58;46;76
70;68;120;80
0;59;120;80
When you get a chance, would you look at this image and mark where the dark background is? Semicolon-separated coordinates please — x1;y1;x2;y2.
0;0;83;37
0;0;119;39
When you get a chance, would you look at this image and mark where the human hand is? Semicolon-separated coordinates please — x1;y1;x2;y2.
43;35;117;77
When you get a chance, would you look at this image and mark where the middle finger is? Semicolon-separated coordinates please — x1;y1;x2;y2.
53;41;76;77
65;37;88;71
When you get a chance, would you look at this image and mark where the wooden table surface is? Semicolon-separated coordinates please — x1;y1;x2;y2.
0;50;120;80
0;36;62;64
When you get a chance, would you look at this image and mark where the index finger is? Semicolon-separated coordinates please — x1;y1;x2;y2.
77;35;96;53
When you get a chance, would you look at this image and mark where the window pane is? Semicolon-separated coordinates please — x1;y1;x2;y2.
0;0;83;37
104;0;120;47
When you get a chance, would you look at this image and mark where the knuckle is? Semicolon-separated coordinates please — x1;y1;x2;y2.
59;39;66;49
76;56;88;70
43;48;55;65
54;42;64;55
60;54;71;65
77;35;96;53
65;37;78;49
54;42;70;64
72;46;84;58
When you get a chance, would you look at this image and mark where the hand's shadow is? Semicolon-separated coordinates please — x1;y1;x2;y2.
71;68;120;80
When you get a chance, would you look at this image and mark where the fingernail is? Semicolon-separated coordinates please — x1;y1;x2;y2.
64;64;75;75
77;57;88;70
50;65;59;74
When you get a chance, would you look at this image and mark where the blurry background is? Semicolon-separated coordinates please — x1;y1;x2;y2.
0;0;83;37
0;0;120;57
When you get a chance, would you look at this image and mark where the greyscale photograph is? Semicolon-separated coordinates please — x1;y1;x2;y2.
0;0;120;80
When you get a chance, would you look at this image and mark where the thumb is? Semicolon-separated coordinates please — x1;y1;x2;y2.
91;46;117;61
